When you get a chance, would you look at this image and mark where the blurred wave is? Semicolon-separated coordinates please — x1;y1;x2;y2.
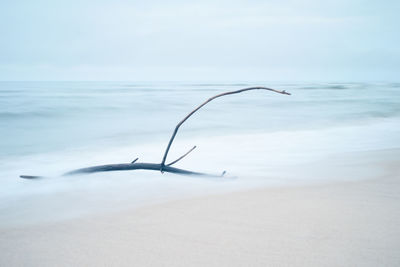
0;81;399;225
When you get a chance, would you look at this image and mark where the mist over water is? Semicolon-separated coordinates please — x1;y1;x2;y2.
1;82;399;225
2;81;399;157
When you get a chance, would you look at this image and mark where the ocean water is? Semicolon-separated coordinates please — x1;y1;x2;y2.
1;81;399;224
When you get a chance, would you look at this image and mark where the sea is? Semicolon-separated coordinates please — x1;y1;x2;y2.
1;81;399;225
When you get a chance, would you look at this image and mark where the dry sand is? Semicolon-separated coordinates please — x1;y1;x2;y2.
1;160;400;266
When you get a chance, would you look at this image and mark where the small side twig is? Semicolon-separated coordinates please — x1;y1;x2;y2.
131;158;139;164
167;146;197;166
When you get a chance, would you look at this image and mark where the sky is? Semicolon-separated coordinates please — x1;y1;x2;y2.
0;0;399;81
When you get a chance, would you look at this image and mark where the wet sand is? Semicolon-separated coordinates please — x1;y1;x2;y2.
1;157;399;266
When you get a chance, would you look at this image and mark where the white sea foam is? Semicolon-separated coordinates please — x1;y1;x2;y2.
0;82;399;225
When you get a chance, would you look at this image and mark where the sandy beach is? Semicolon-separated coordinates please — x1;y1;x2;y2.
1;151;399;267
1;0;399;264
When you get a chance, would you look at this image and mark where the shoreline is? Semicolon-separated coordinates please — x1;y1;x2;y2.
1;155;399;266
1;148;399;227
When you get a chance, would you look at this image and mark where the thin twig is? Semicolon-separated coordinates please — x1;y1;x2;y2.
160;87;290;172
167;146;197;166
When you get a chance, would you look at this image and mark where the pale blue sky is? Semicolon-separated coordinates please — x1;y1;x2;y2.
0;0;399;81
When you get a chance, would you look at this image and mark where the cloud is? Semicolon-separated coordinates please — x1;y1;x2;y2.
0;0;399;81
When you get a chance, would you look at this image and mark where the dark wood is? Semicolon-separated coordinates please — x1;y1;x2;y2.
63;162;210;176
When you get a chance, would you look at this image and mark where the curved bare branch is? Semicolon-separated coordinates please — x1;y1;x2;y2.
160;87;290;172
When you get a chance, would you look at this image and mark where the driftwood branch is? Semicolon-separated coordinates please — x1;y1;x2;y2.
63;162;213;177
20;86;290;179
20;162;215;179
159;87;290;172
